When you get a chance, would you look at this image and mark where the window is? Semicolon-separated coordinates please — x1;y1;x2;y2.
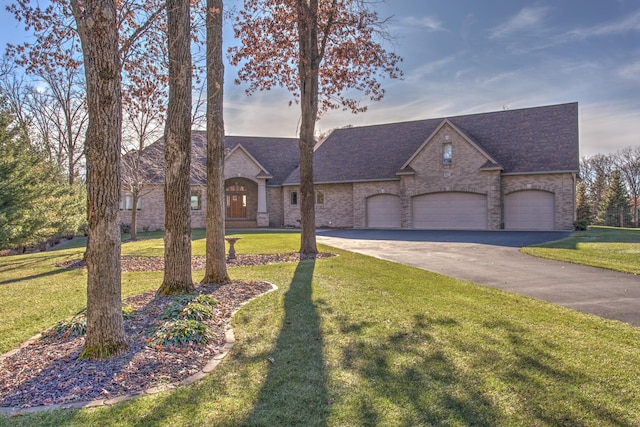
226;182;246;192
443;142;452;165
316;191;324;205
290;191;298;205
191;191;202;210
119;194;141;211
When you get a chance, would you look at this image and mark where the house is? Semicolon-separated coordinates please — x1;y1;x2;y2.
120;102;579;231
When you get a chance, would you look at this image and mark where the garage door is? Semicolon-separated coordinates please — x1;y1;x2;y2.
412;192;487;229
367;194;401;228
505;190;555;230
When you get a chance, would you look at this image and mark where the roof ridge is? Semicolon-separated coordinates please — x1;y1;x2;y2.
329;102;578;133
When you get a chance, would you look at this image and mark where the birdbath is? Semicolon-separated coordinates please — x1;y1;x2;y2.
225;237;241;262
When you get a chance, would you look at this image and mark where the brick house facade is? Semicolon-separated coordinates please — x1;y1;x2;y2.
121;102;579;231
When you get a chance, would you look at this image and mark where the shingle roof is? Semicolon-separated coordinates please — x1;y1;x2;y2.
283;102;579;185
132;132;299;186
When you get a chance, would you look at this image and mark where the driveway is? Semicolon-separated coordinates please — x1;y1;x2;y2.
317;229;640;327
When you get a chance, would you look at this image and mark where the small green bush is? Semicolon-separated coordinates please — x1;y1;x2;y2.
180;302;215;321
44;314;87;339
161;294;218;320
574;219;589;231
192;294;218;308
161;295;195;319
150;319;212;347
43;305;135;339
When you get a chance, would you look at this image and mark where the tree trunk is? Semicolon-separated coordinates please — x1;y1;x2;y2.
202;0;230;284
130;190;138;241
296;0;319;259
71;0;128;359
159;0;194;295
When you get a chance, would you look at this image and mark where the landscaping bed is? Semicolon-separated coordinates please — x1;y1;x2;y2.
0;280;273;409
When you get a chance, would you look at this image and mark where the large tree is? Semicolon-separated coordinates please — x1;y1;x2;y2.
71;0;128;359
201;0;230;284
158;0;195;295
230;0;402;258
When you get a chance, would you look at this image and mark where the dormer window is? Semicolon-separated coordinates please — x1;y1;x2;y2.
443;142;452;165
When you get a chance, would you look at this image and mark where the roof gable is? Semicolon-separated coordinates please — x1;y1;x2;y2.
225;144;273;179
402;119;501;170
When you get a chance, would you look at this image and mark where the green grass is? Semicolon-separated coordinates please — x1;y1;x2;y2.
2;231;640;426
522;226;640;274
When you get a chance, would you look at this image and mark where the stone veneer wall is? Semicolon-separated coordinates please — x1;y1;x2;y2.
282;183;355;228
266;187;283;227
120;186;166;231
119;184;214;231
502;173;576;230
283;186;300;227
315;183;354;228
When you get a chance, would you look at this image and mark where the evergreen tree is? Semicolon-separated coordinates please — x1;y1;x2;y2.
575;181;592;222
0;98;85;250
596;170;631;227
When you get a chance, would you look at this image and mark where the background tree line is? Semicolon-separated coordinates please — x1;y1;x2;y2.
0;63;86;252
577;147;640;228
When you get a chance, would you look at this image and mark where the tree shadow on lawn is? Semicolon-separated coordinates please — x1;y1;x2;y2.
0;253;81;286
330;312;503;426
242;259;329;426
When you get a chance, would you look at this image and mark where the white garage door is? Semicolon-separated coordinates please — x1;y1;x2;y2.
367;194;401;228
505;190;555;230
412;192;487;229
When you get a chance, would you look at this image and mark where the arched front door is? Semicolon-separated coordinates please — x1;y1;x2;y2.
226;181;248;219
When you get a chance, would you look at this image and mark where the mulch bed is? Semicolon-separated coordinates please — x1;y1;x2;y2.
55;252;334;271
1;253;334;410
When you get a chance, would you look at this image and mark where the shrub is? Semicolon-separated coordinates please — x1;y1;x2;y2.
43;305;135;339
161;294;218;320
192;294;218;308
161;295;195;319
120;223;131;234
44;314;87;339
574;219;589;231
180;302;215;321
150;319;212;347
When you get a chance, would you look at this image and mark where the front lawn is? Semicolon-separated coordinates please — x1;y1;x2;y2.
1;231;640;426
522;226;640;274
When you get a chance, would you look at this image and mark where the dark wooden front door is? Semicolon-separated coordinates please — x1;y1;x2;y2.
226;193;247;218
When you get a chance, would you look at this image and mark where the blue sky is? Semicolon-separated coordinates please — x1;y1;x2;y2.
1;1;639;157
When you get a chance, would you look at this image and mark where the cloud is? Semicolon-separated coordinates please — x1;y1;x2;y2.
400;16;446;32
567;10;640;39
406;56;458;82
619;60;640;81
490;6;550;39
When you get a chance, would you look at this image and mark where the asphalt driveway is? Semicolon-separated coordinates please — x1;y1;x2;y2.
317;229;640;327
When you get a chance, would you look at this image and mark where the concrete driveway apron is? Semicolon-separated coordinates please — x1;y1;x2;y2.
317;229;640;327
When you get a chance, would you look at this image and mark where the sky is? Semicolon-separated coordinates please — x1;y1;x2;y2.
1;0;639;157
